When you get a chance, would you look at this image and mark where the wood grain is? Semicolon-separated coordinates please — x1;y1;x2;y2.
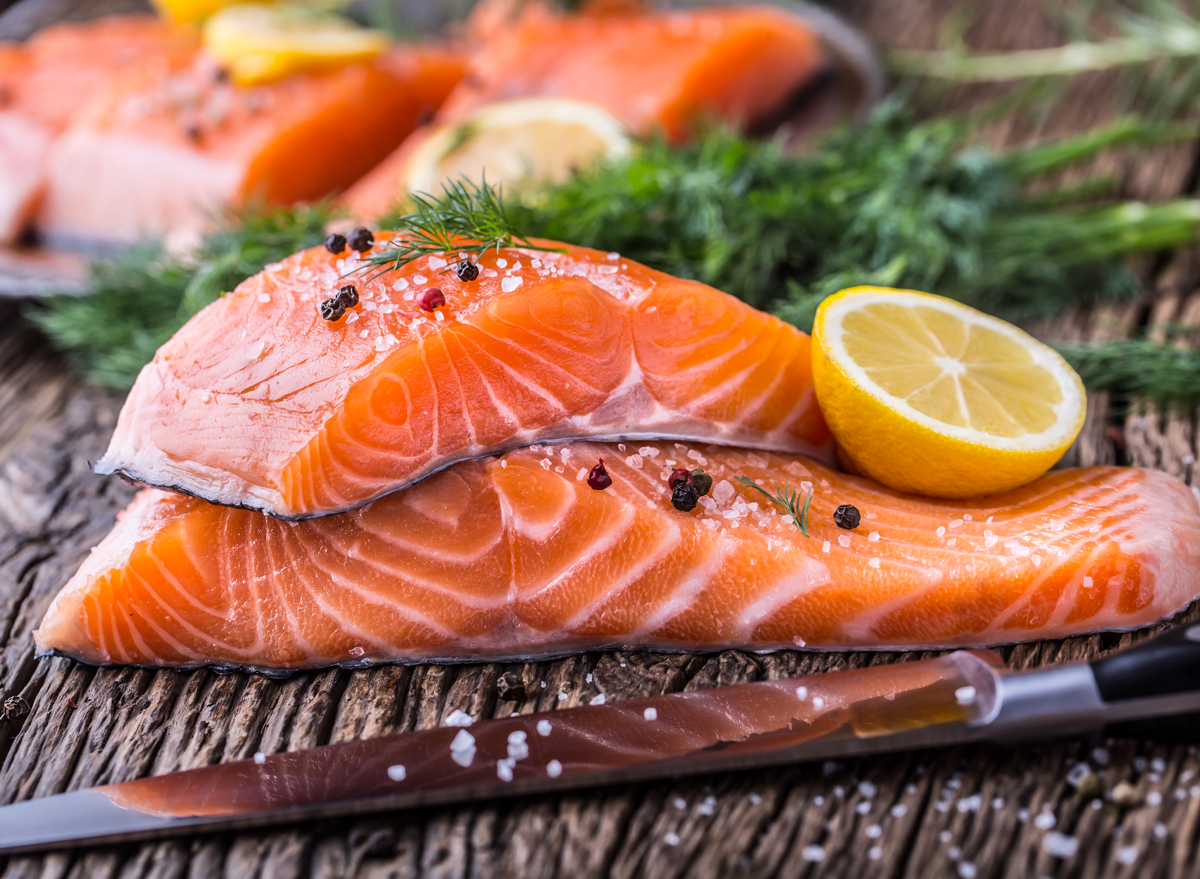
5;1;1200;877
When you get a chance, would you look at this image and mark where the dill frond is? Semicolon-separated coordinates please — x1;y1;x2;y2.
515;100;1200;332
354;178;563;283
735;477;813;537
1055;338;1200;410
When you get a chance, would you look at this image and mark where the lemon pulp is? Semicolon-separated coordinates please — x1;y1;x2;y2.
812;287;1086;498
403;97;631;198
204;4;389;86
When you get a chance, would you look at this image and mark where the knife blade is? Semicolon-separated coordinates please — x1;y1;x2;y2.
3;624;1200;854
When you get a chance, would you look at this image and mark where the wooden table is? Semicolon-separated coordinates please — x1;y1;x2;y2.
4;1;1200;876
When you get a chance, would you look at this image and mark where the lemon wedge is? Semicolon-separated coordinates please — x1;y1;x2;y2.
811;287;1086;498
403;98;632;198
203;4;390;86
152;0;258;26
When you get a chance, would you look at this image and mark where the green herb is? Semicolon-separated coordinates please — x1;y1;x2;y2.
735;477;814;537
359;178;563;283
28;203;333;389
1055;338;1200;411
514;100;1200;333
891;1;1200;84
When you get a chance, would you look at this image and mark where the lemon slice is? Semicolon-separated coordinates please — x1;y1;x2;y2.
151;0;256;26
403;98;632;197
812;287;1086;498
203;4;390;86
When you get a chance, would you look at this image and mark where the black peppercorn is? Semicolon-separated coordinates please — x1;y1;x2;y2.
324;233;346;255
347;227;374;253
456;260;480;281
833;504;861;530
587;459;612;490
496;671;525;699
319;298;345;321
690;469;713;497
337;284;359;308
668;468;692;490
671;482;699;512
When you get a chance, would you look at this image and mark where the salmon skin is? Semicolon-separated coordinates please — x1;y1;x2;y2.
94;240;832;519
38;442;1200;671
37;45;463;248
341;1;822;220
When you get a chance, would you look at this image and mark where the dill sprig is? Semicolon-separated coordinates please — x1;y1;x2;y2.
515;100;1200;333
735;477;814;537
355;178;563;283
1055;338;1200;411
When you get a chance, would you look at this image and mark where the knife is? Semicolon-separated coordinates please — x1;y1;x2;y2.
3;624;1200;854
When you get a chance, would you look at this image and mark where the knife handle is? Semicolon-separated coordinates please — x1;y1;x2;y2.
1092;623;1200;741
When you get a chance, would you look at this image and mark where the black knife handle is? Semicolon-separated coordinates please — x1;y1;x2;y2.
1091;624;1200;701
1092;623;1200;742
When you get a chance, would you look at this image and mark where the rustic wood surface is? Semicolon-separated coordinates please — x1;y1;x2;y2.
5;1;1200;877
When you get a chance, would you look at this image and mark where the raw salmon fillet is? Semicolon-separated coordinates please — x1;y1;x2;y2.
37;45;463;247
37;443;1200;670
341;2;822;220
0;16;193;243
95;240;832;518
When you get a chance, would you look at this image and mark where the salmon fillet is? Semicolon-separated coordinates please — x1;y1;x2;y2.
38;442;1200;670
37;45;464;247
341;2;823;220
0;16;193;243
95;240;832;518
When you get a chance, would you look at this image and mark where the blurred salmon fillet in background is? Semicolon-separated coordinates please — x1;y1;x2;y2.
342;0;823;218
0;15;193;244
38;42;464;247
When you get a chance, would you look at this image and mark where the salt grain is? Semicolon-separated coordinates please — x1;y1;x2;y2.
839;535;851;548
644;707;658;721
537;720;552;737
859;781;877;798
1115;846;1139;865
501;276;523;293
957;862;976;879
497;759;514;782
1042;833;1078;858
590;693;606;706
1147;791;1163;806
507;731;529;761
868;847;883;861
449;729;476;767
664;832;680;846
868;558;881;569
546;759;563;778
801;845;825;862
856;801;871;815
1154;822;1168;840
445;709;474;727
1033;811;1056;830
892;803;908;818
387;764;406;781
955;686;976;705
254;752;266;764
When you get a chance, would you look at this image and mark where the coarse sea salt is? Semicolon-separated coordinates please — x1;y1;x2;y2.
1042;833;1079;858
501;276;523;293
387;764;406;781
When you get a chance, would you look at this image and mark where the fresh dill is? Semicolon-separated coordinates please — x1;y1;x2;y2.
514;100;1200;332
1055;338;1200;411
356;178;563;283
735;477;814;537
